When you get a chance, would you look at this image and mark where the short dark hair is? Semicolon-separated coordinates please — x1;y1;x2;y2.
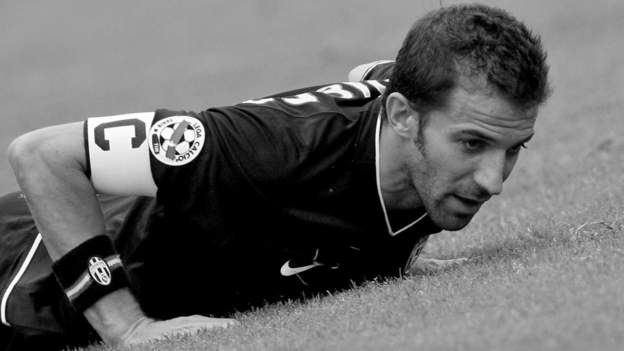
385;4;551;116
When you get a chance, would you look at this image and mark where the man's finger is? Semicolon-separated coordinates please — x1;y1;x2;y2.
407;256;473;275
171;315;239;330
122;316;238;345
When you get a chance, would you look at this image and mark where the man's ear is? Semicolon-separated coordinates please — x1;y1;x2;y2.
385;92;420;139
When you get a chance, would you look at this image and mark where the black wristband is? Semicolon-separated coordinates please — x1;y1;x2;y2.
52;235;130;312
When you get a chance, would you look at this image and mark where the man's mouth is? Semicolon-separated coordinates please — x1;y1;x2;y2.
451;194;488;212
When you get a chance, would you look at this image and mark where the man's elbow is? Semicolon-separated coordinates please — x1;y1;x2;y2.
8;131;45;182
8;123;84;185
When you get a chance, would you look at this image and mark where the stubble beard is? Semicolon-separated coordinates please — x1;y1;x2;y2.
411;134;474;231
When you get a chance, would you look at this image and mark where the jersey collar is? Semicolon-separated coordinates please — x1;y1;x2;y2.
374;113;428;236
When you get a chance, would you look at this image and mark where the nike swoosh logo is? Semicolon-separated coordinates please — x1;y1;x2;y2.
280;261;323;277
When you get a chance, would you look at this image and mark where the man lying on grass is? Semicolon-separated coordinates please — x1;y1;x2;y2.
0;4;550;350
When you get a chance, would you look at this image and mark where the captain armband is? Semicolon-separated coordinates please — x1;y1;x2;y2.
85;112;157;196
52;235;130;312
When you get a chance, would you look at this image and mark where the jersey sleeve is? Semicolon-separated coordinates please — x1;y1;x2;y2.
151;81;385;204
347;60;394;82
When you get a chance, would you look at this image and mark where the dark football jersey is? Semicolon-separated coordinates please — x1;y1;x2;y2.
102;79;441;318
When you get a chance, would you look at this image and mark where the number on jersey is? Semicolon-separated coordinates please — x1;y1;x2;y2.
243;81;385;106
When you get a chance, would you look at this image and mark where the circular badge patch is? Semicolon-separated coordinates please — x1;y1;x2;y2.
88;256;112;286
149;116;205;166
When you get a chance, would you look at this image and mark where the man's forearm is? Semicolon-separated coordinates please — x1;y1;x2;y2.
8;122;146;344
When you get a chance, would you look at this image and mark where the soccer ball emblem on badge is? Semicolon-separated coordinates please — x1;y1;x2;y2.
161;123;196;155
149;116;206;166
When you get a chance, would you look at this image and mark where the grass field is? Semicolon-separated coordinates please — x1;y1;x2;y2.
2;1;624;350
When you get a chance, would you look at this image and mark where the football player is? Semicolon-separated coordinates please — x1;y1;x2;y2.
1;4;549;350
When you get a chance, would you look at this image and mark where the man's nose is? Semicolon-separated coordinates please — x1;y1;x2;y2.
473;153;505;196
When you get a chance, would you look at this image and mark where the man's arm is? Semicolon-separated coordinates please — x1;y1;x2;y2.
8;120;234;345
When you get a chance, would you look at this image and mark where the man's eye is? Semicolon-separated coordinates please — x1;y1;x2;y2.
508;143;528;155
462;140;486;152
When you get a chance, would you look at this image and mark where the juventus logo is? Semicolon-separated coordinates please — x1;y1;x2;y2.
88;256;112;286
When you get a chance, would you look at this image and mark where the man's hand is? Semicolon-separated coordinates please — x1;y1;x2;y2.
406;256;472;275
121;315;238;345
83;288;238;346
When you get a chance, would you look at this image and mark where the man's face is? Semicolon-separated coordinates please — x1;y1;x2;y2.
403;84;537;230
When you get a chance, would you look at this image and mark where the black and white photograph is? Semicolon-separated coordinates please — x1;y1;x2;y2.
1;1;623;350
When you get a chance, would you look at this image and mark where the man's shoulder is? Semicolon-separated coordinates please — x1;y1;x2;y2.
228;80;387;121
148;80;386;193
348;60;394;82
